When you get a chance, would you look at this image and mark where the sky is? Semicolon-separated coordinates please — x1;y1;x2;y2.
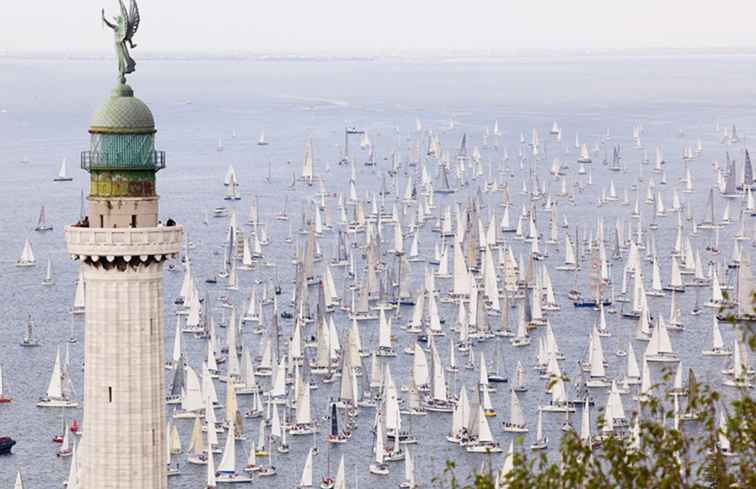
2;0;756;55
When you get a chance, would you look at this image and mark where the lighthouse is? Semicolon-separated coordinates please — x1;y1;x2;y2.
64;52;182;489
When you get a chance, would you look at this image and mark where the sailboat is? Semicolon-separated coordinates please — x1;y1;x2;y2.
243;438;261;473
37;347;78;408
645;318;679;363
20;315;40;347
71;272;85;315
57;421;74;457
502;389;528;432
257;130;269;146
723;340;753;388
257;432;277;477
702;318;732;356
510;304;530;347
186;418;208;464
274;196;289;221
301;139;315;186
512;361;527;392
487;340;507;382
368;421;390;475
54;157;73;181
326;454;346;489
376;309;397;357
578;143;592;164
14;472;24;489
16;238;35;267
42;257;54;286
466;406;502;453
585;326;609;387
215;424;253;483
207;446;217;488
224;176;241;200
326;402;347;443
663;257;685;292
0;365;12;403
573;243;609;307
34;205;53;231
530;408;548;450
422;341;454;412
698;188;720;229
399;448;417;488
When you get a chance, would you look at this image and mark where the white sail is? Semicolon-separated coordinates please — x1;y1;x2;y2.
72;272;86;313
217;424;237;474
711;317;724;350
302;139;314;183
378;309;392;349
477;406;495;443
374;420;385;464
18;238;35;265
171;320;182;365
718;411;731;452
580;401;591;442
431;343;448;402
403;448;416;487
589;327;606;378
58;158;68;179
14;472;24;489
296;384;312;425
206;445;217;488
46;348;64;399
335;455;346;489
413;343;430;387
509;389;526;426
299;449;313;487
182;366;203;412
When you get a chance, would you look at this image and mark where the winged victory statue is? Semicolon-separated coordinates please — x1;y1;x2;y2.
102;0;141;83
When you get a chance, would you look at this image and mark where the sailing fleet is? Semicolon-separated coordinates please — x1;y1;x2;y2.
7;118;755;488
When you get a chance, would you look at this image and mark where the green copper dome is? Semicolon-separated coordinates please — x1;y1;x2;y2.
89;83;156;135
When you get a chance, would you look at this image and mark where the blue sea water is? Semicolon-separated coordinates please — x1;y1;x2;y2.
0;53;755;488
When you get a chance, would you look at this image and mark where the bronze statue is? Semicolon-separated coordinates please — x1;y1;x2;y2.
102;0;140;84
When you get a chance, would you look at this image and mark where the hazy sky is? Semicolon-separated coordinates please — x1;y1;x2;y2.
2;0;756;55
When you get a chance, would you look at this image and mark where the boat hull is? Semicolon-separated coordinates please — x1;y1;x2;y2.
0;437;15;455
37;399;78;408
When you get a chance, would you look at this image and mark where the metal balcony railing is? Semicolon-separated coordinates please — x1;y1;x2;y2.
80;150;166;172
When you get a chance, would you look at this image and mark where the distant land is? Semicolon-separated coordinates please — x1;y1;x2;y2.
2;46;756;63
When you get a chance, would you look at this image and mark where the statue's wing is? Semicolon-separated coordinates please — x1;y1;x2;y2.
127;0;141;40
117;0;129;41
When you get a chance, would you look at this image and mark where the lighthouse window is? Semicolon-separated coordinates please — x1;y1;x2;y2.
100;215;104;228
108;386;112;403
131;215;137;228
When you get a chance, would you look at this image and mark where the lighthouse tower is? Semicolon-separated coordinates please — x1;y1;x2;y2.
65;78;182;488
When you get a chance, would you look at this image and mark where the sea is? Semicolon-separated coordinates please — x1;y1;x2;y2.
1;53;755;488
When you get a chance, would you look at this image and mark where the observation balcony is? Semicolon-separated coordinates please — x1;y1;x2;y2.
65;224;183;262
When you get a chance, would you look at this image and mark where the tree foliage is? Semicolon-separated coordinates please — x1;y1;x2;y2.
437;328;755;489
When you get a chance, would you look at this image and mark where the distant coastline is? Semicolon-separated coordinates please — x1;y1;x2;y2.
2;47;756;64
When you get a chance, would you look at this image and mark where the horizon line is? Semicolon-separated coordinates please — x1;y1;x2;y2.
3;45;756;61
